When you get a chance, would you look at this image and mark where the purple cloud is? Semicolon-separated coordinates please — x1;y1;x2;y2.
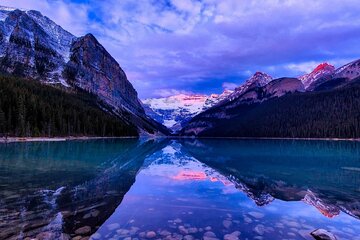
3;0;360;98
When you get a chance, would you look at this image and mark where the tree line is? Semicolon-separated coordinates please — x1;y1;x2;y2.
0;75;138;137
193;81;360;138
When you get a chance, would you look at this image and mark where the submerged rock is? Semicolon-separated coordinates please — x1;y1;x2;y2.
205;226;212;231
178;225;188;235
107;223;120;231
254;224;265;235
248;212;264;219
174;218;182;224
311;229;337;240
223;220;232;229
188;227;198;234
204;231;216;237
75;226;91;235
224;231;241;240
184;235;194;240
159;230;171;236
116;228;130;236
146;231;156;238
90;233;101;239
36;232;55;240
203;231;219;240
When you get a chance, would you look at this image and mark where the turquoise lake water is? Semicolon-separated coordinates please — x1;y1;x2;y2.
0;139;359;240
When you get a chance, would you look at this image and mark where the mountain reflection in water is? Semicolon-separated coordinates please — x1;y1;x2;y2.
0;139;359;240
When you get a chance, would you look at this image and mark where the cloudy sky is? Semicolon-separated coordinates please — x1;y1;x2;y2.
2;0;360;98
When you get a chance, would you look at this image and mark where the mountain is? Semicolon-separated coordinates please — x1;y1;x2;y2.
142;72;271;133
225;77;304;107
142;90;232;131
224;72;273;103
181;77;305;136
311;59;360;92
203;89;234;109
334;59;360;80
299;63;335;90
0;6;168;136
180;59;360;138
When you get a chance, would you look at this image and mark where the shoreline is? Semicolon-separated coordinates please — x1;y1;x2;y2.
0;136;138;143
1;135;360;143
192;136;360;142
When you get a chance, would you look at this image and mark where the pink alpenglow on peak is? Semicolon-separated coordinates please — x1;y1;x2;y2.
299;63;335;89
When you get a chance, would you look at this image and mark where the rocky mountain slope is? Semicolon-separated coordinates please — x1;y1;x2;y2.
224;72;273;103
180;59;360;138
299;63;335;90
142;90;232;132
143;72;272;132
334;59;360;80
0;6;168;136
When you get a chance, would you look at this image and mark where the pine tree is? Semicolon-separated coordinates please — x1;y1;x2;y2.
17;94;26;136
0;101;5;135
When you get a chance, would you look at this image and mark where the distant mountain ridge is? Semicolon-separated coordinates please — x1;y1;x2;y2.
144;61;360;135
180;59;360;138
0;6;168;136
142;90;232;132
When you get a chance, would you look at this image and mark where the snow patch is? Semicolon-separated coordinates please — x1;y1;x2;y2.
142;90;233;130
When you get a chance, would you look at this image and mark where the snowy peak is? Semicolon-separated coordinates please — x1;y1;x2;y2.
299;63;335;89
247;71;273;86
236;71;273;93
142;90;233;131
0;5;20;12
0;7;76;85
143;94;208;113
313;62;334;72
203;89;233;109
225;72;273;103
142;94;208;130
26;10;75;60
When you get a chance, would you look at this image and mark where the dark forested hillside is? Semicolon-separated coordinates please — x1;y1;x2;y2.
182;80;360;138
0;75;139;137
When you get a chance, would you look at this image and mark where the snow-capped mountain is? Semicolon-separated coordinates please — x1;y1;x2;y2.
0;6;168;135
179;58;360;137
142;90;233;131
181;77;305;136
333;58;360;80
299;63;335;90
224;72;273;103
143;72;273;132
203;89;234;109
0;7;75;84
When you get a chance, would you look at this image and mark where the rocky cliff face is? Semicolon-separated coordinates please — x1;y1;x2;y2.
0;6;167;135
0;8;73;83
264;77;305;98
224;72;273;103
65;34;144;116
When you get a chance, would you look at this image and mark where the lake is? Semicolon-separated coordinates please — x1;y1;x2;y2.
0;139;359;240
